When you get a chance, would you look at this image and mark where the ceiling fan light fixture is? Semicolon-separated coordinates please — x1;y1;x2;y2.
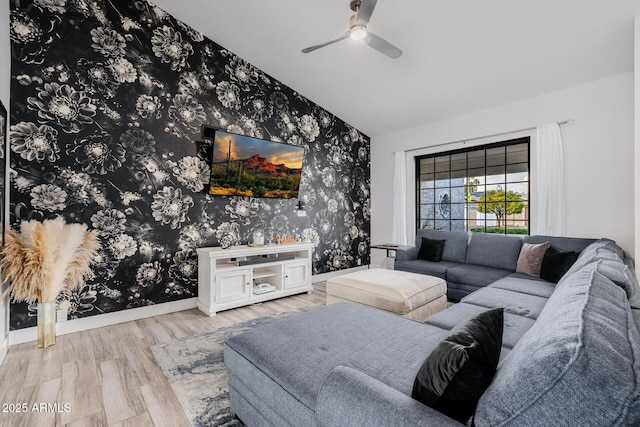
301;0;402;59
350;24;368;40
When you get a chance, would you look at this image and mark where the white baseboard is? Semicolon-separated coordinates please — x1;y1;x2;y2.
0;336;7;365
312;266;369;282
7;266;381;346
9;297;198;346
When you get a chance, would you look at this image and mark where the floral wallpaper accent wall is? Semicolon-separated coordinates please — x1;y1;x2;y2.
8;0;371;330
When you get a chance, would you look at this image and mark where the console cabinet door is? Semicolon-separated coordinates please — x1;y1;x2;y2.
215;269;251;303
283;261;309;289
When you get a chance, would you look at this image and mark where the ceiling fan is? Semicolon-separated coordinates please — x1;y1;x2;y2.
302;0;402;59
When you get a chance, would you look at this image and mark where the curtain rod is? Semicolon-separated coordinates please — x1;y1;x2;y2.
401;119;574;154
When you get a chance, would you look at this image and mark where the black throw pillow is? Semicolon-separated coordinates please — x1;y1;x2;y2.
417;237;445;262
412;308;504;423
539;247;579;283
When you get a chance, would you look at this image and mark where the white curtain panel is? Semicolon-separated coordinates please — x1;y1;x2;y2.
392;151;408;245
536;123;566;235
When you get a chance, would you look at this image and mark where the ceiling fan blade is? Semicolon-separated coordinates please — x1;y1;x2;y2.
365;31;402;59
355;0;378;25
302;32;350;53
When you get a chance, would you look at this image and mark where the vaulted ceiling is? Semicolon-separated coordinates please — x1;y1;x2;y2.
152;0;640;137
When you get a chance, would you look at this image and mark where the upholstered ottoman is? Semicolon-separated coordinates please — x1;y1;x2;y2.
326;268;447;321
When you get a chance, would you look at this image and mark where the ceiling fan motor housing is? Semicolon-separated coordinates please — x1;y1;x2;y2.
348;15;360;28
301;0;402;59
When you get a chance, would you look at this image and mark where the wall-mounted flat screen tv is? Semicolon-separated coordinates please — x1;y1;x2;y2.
205;128;304;199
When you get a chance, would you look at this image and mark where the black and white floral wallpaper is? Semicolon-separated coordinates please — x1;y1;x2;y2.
8;0;371;330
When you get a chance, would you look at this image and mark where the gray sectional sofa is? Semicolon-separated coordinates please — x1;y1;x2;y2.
394;229;597;301
224;236;640;426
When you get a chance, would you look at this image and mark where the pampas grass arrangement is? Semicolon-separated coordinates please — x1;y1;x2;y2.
1;217;100;304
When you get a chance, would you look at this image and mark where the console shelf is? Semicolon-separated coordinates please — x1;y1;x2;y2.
253;268;280;279
196;242;315;316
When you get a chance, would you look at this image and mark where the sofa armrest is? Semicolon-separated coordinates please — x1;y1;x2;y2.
395;246;418;261
316;366;464;427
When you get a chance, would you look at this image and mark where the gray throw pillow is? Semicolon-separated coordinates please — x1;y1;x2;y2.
516;241;550;278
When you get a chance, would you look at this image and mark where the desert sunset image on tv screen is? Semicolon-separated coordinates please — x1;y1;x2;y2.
209;130;304;198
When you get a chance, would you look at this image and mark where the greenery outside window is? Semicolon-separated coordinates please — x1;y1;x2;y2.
416;137;530;235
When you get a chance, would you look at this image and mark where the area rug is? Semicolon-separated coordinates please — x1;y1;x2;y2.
151;304;324;426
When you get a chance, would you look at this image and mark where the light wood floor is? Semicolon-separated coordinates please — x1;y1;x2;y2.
0;284;326;427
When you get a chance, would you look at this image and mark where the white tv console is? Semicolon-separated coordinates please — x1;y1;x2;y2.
196;242;315;316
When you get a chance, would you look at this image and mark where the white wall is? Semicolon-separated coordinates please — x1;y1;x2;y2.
635;16;640;265
0;0;10;364
371;73;635;265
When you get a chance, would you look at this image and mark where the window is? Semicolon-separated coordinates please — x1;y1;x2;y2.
416;137;530;235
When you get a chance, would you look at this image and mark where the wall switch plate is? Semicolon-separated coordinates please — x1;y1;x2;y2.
56;309;68;323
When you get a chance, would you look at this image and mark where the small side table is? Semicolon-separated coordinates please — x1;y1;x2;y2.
370;244;412;269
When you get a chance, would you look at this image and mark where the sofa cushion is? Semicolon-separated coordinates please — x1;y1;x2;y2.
474;266;640;426
523;235;596;253
445;282;485;302
585;258;640;312
415;230;468;264
394;246;419;261
505;272;548;281
424;302;536;350
394;259;461;280
560;238;624;281
224;303;450;411
412;308;503;423
465;233;523;271
418;237;445;262
447;264;512;287
591;259;639;300
515;241;550;277
461;287;548;320
490;276;555;298
316;366;466;427
593;246;625;261
634;309;640;333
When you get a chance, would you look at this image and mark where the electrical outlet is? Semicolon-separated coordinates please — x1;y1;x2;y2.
357;258;362;266
56;309;68;323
